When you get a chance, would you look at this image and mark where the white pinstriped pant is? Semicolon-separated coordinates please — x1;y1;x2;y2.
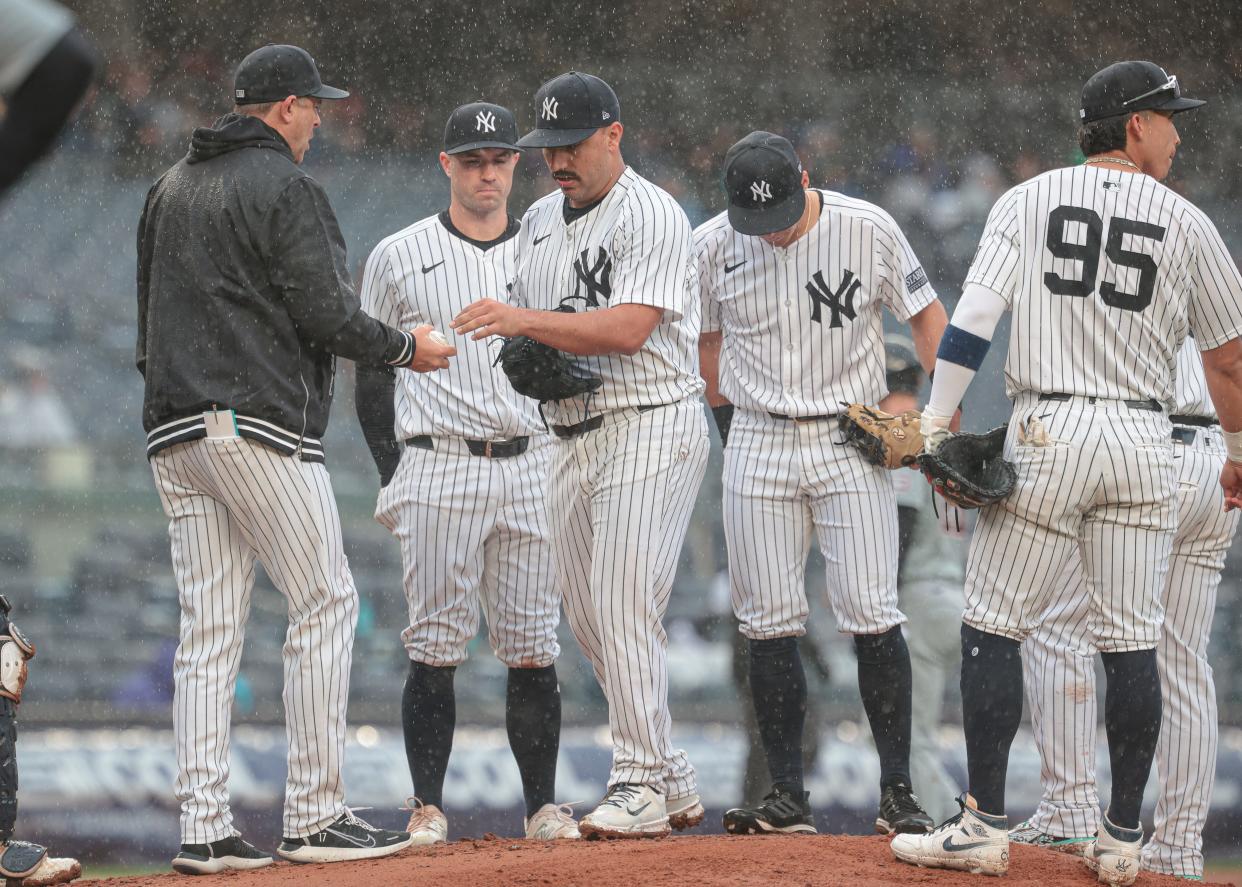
374;436;559;668
1021;425;1238;878
723;409;904;639
151;437;357;842
550;401;708;793
964;394;1177;651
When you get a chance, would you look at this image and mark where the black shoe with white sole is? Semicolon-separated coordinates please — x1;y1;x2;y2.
277;809;413;864
172;834;273;875
723;787;816;835
875;782;934;836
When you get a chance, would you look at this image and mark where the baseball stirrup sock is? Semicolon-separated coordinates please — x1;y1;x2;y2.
507;665;561;817
959;624;1023;814
402;662;457;810
854;626;913;788
748;637;807;793
1101;649;1161;829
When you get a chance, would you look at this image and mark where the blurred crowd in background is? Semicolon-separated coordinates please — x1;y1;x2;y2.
2;0;1242;733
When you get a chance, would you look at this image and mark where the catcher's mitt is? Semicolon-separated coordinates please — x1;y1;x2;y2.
838;403;924;469
917;425;1016;509
496;330;602;403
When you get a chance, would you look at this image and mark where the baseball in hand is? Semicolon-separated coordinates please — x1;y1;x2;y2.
429;331;449;345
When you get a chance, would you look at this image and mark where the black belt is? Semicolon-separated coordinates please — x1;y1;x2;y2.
1038;393;1161;412
768;412;839;423
1171;427;1197;446
1170;414;1219;428
405;435;529;458
552;404;663;440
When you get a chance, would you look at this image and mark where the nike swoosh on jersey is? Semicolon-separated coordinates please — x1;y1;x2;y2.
725;261;746;273
533;234;552;246
421;260;445;274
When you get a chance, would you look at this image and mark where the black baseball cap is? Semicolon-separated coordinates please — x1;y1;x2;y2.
444;102;521;154
723;131;805;236
516;72;620;149
1079;61;1204;124
233;44;349;105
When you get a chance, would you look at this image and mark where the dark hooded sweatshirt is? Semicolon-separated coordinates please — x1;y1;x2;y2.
136;113;412;462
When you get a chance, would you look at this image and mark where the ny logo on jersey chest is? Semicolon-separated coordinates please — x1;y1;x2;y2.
573;247;613;307
806;269;860;327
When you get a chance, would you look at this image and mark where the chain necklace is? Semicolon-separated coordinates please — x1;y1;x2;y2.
1084;155;1141;172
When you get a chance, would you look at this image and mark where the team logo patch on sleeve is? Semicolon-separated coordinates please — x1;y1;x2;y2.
905;267;930;291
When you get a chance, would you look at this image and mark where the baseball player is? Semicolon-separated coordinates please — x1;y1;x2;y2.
695;131;949;837
880;336;967;825
355;101;577;844
0;0;95;197
138;45;453;873
1012;334;1239;879
891;61;1242;885
452;71;709;838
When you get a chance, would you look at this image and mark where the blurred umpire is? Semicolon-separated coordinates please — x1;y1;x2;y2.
136;44;453;874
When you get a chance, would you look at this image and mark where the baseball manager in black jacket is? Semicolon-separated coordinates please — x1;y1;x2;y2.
136;44;455;875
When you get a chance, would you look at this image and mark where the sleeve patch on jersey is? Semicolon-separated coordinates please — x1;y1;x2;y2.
905;267;930;291
937;324;990;371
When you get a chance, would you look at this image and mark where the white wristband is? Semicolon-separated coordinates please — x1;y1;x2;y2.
1223;427;1242;463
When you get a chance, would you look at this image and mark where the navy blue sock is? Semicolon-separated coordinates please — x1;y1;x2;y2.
506;665;561;818
1101;649;1161;829
748;636;807;793
960;624;1023;814
854;626;913;788
402;661;456;810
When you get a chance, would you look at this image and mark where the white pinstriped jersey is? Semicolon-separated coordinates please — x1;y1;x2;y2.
967;164;1242;405
694;190;937;413
512;167;704;425
1172;334;1213;418
360;214;542;439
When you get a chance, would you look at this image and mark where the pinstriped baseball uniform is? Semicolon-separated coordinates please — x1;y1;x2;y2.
359;213;558;669
152;436;358;842
514;166;708;794
694;191;937;639
1020;336;1240;878
961;164;1242;650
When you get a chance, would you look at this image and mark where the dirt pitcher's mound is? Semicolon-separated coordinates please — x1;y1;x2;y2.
76;834;1228;886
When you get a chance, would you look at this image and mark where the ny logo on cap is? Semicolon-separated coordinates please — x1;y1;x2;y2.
476;110;496;133
751;181;773;203
542;97;559;120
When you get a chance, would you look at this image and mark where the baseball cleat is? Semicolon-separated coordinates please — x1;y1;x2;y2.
578;783;670;839
666;791;705;831
20;856;83;886
875;781;935;835
277;808;412;863
1082;815;1143;886
1008;818;1093;855
403;797;448;846
890;794;1009;876
524;803;580;840
723;787;816;835
171;833;272;875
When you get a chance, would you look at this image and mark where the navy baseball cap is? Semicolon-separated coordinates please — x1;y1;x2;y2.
516;72;620;149
444;102;522;154
1080;61;1204;124
233;44;349;105
723;131;805;236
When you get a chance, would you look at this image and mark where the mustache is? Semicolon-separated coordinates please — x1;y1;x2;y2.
552;170;579;180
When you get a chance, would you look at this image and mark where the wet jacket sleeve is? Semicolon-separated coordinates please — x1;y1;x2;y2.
264;176;414;367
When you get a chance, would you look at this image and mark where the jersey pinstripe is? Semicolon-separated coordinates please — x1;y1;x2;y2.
512;167;704;425
1172;334;1213;417
360;215;541;439
967;164;1242;404
695;190;936;413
